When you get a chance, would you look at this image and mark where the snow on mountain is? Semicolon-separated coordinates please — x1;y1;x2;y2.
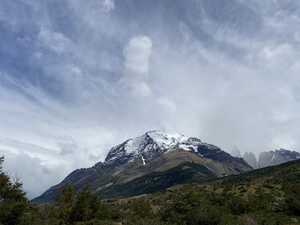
147;131;188;149
104;130;213;164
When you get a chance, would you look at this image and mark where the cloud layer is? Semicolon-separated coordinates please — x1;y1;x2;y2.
1;0;300;198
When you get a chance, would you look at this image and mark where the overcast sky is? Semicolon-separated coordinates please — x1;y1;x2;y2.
1;0;300;198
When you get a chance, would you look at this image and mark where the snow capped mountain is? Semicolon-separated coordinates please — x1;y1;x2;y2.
105;130;216;164
34;130;252;203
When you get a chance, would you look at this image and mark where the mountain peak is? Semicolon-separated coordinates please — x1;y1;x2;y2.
104;130;203;164
145;130;188;147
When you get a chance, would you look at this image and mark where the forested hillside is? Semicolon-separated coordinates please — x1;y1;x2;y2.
1;157;300;225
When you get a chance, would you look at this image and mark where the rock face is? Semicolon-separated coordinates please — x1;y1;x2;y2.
243;152;258;169
33;131;252;203
258;149;300;168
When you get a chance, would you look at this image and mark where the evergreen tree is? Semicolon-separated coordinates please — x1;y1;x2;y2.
57;186;76;224
0;157;29;225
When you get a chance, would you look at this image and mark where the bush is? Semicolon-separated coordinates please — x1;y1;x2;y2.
285;184;300;215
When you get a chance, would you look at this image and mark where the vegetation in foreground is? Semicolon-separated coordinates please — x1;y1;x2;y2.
1;157;300;225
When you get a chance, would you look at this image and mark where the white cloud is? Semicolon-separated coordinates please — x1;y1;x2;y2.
3;152;66;199
130;81;152;97
271;135;296;150
157;97;177;113
102;0;115;12
38;27;72;54
124;36;153;75
122;35;153;97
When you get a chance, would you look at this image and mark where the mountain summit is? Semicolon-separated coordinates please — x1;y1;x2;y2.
34;131;252;203
105;130;217;165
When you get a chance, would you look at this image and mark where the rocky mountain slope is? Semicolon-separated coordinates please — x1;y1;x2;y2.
34;131;252;203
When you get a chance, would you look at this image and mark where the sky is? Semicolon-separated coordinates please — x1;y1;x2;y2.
1;0;300;198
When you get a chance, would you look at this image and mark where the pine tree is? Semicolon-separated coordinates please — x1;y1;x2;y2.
69;188;94;223
57;186;76;224
0;157;29;225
